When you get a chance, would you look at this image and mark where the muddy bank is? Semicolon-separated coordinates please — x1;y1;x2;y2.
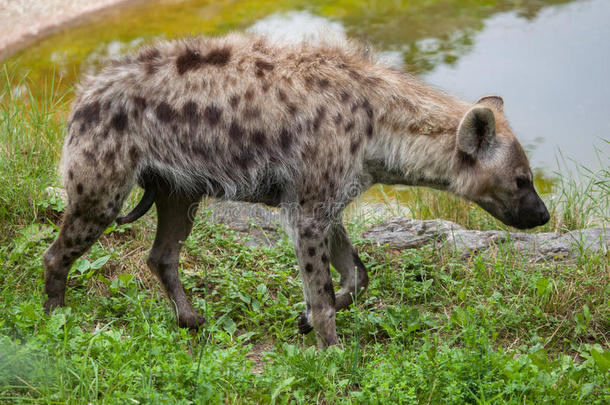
0;0;145;60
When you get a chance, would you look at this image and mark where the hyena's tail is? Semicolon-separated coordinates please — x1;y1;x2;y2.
115;187;156;224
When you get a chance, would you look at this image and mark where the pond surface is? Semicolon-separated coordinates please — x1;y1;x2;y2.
6;0;609;176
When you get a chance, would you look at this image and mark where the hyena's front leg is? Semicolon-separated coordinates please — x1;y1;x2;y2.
297;223;369;335
293;219;338;347
328;223;369;311
146;193;205;329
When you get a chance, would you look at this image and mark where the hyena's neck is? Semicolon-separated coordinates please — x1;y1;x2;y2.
364;70;470;190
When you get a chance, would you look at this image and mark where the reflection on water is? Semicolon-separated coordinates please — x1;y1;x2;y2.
424;0;610;171
247;10;345;43
4;0;608;180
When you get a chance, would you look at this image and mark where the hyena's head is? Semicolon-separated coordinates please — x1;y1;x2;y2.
453;96;550;229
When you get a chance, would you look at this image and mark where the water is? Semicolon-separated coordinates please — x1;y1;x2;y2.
6;0;609;175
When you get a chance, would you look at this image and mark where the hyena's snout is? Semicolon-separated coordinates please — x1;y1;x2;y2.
501;188;550;230
477;186;550;230
516;191;550;229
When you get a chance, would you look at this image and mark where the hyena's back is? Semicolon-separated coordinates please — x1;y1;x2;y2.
63;34;377;205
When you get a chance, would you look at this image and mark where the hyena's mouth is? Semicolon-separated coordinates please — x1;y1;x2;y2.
488;204;549;230
475;199;535;230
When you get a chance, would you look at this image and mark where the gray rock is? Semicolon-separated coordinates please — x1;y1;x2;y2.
361;216;608;261
532;228;609;261
444;230;507;255
362;218;464;249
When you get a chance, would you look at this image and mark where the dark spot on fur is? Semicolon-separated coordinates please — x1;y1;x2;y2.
277;89;287;103
251;130;266;147
101;100;112;112
302;227;313;239
138;49;161;74
228;121;245;141
204;105;222;127
176;47;231;75
182;101;200;128
313;106;326;133
102;150;115;165
323;282;333;295
321;253;329;264
76;184;83;194
133;96;146;111
347;68;362;80
244;88;255;101
351;102;359;113
68;170;74;180
254;59;274;78
279;128;292;151
350;139;361;154
155;102;176;123
333;114;342;126
317;78;330;89
287;104;297;116
363;99;374;119
304;76;314;90
345;120;355;133
243;107;260;120
84;150;95;164
308;247;316;256
261;81;270;92
366;122;374;138
229;95;240;109
305;263;313;273
129;146;140;165
73;101;100;133
255;59;274;71
111;109;128;132
340;91;350;103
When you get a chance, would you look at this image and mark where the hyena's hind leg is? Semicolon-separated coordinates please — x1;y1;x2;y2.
328;223;369;310
44;180;132;312
146;192;204;329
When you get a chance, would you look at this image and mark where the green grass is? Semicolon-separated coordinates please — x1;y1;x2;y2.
1;70;609;404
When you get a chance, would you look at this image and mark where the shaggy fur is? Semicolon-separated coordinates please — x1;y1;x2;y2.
43;33;548;347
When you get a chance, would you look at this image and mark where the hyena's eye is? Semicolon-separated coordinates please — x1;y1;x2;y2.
516;177;530;189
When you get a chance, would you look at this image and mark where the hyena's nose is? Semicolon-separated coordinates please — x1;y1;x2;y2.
538;204;550;225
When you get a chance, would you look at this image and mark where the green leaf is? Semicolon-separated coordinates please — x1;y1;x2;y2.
529;347;550;371
536;277;549;296
74;258;91;274
271;376;296;403
90;255;110;270
590;347;610;373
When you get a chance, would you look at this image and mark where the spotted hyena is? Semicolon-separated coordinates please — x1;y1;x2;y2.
43;33;549;347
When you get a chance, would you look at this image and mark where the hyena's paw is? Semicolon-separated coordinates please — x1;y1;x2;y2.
297;310;313;334
43;297;65;314
177;312;206;330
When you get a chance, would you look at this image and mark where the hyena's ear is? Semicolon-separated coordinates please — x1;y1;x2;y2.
475;95;504;112
456;107;496;158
